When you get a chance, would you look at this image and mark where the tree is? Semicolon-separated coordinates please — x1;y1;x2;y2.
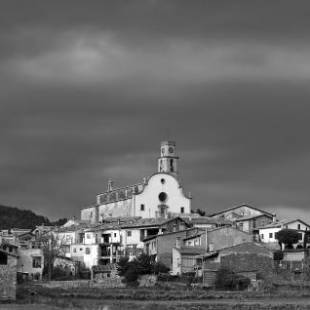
38;232;63;281
136;253;152;275
276;229;301;249
195;208;206;216
116;254;169;285
117;256;130;276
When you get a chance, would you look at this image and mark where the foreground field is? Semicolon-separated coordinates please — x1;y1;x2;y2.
3;282;310;310
3;298;310;310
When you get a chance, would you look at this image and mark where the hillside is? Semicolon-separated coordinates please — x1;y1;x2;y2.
0;204;51;230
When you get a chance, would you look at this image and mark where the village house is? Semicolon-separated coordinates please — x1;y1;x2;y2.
209;204;275;233
54;216;190;269
15;230;45;280
0;242;18;301
201;242;274;287
171;226;253;275
143;227;202;269
256;219;310;249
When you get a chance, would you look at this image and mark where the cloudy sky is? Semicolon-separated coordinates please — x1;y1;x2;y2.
1;0;310;222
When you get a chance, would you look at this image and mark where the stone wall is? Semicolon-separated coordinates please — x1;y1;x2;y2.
221;253;273;277
0;255;17;301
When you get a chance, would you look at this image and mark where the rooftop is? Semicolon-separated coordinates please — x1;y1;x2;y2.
208;204;273;218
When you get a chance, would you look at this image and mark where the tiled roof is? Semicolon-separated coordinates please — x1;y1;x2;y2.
257;218;310;230
208;204;273;217
179;246;206;255
190;217;232;225
235;214;272;222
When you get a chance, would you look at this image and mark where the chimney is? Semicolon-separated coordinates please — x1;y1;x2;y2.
175;237;181;249
107;179;113;192
272;213;277;223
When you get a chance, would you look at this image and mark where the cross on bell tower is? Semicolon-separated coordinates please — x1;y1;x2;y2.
157;141;179;175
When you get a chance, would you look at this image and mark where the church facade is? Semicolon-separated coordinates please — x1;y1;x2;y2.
81;141;192;223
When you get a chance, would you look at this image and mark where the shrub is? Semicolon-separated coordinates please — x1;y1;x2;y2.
153;262;170;275
136;253;152;275
215;267;250;290
117;256;130;276
273;250;284;261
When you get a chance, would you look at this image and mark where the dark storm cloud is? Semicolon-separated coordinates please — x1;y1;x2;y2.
1;0;310;221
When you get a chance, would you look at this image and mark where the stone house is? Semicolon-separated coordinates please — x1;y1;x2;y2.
209;204;274;234
0;247;18;301
202;242;273;287
183;226;253;252
171;226;253;275
17;248;44;280
143;227;202;268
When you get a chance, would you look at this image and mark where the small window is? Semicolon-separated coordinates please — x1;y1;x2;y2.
127;231;132;237
180;207;184;214
86;234;91;239
140;204;145;211
269;233;273;238
261;234;264;240
0;252;7;265
73;248;77;253
298;224;301;230
114;233;117;238
161;178;165;184
32;256;42;268
80;248;83;251
85;247;91;255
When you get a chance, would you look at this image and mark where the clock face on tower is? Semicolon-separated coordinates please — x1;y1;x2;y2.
168;147;174;154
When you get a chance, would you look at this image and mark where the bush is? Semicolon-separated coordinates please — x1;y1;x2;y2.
117;256;130;276
274;250;284;261
215;268;250;290
153;262;170;275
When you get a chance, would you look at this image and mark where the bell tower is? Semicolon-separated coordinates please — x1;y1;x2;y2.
158;141;179;175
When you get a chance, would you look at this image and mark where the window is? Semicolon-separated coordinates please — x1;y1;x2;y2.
158;192;167;202
127;231;132;237
140;204;145;211
0;252;7;265
85;247;91;255
80;248;83;251
298;224;301;230
170;159;174;172
261;234;264;240
114;233;117;238
32;257;42;268
86;234;91;239
73;248;77;253
160;178;165;184
269;233;273;238
180;207;184;214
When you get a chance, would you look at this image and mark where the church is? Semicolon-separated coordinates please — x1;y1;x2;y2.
81;141;192;223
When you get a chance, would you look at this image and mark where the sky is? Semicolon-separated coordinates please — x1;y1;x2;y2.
1;0;310;222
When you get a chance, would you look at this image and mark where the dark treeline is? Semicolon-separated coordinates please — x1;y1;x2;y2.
0;204;67;230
